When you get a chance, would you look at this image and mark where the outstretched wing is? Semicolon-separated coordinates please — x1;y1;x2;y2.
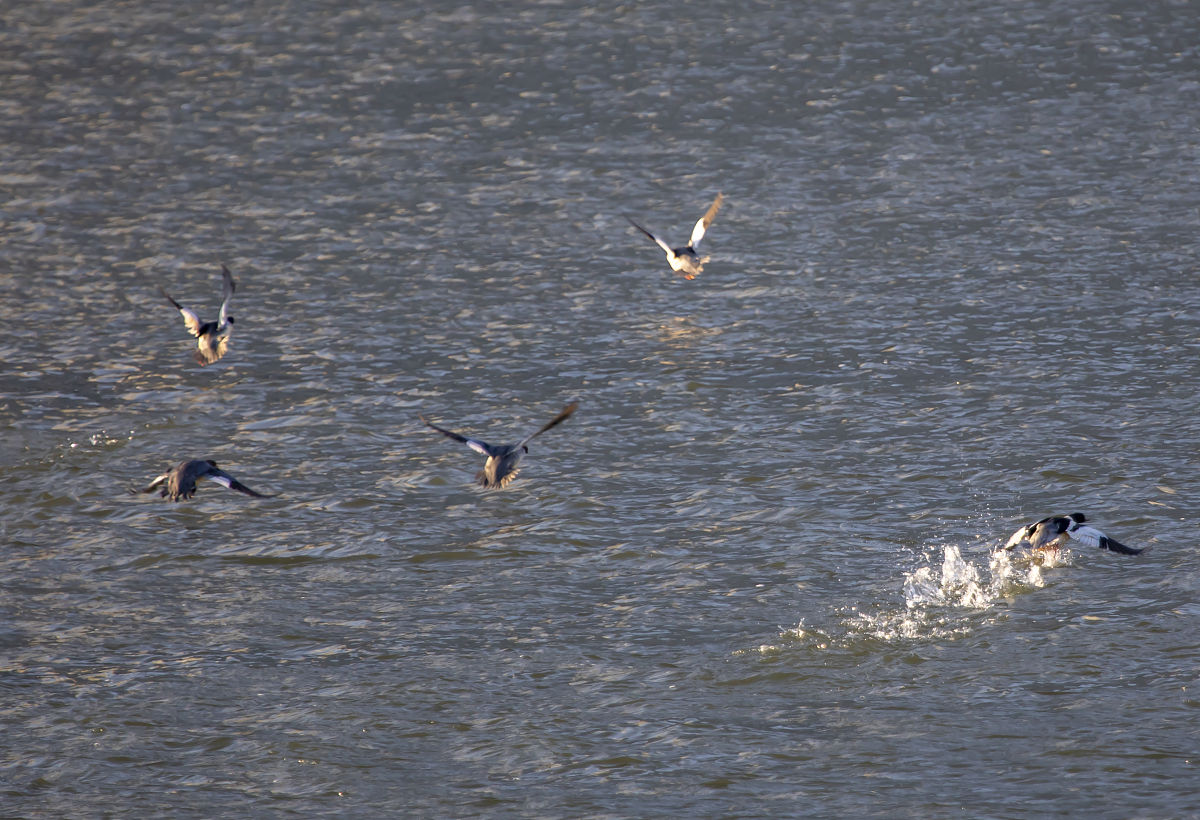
161;286;203;337
1070;524;1142;554
421;416;493;456
688;192;724;249
517;402;579;448
627;218;673;255
132;473;168;495
1066;524;1105;549
218;264;236;326
1001;524;1033;550
205;469;274;498
1098;535;1143;555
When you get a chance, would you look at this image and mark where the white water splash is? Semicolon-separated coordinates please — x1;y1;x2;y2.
904;543;1067;609
845;545;1044;642
761;544;1071;652
903;544;993;609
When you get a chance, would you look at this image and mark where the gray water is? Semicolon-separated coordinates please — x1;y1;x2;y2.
2;0;1199;816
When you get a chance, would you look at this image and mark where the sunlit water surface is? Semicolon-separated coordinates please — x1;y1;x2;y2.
2;1;1198;816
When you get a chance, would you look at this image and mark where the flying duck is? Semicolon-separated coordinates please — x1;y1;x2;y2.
160;264;236;365
133;459;274;502
627;193;724;279
421;402;579;488
1000;513;1142;555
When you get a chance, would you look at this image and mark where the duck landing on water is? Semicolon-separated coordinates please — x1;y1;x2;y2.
999;513;1143;556
132;459;275;502
627;193;723;279
160;264;236;366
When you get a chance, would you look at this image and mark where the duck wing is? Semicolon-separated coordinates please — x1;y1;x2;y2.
161;286;204;337
516;402;579;449
421;416;495;456
688;192;723;249
1070;524;1142;554
218;264;236;326
205;468;274;498
627;218;674;255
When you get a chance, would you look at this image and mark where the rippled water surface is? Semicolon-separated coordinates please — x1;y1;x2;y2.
3;0;1199;816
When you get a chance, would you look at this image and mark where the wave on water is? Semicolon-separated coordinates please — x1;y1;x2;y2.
756;544;1072;653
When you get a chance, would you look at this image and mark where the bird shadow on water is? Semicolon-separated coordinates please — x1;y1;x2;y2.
752;545;1070;656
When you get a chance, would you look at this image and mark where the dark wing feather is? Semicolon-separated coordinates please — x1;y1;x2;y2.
421;415;473;445
160;286;204;337
421;415;494;455
1099;536;1143;555
517;402;579;448
205;469;274;498
626;218;673;254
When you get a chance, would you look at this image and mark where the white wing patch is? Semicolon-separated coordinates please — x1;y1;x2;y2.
178;307;203;337
141;474;168;493
689;193;724;249
218;265;236;324
1067;524;1105;549
1003;526;1031;550
650;233;673;255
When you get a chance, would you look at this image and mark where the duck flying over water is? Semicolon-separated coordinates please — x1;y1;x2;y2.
627;193;724;279
1000;513;1143;555
133;459;275;502
421;402;579;488
160;264;236;365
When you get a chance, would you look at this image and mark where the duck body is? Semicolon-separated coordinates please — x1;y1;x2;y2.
161;264;237;366
628;193;723;279
134;459;273;502
1001;513;1142;555
422;402;578;489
